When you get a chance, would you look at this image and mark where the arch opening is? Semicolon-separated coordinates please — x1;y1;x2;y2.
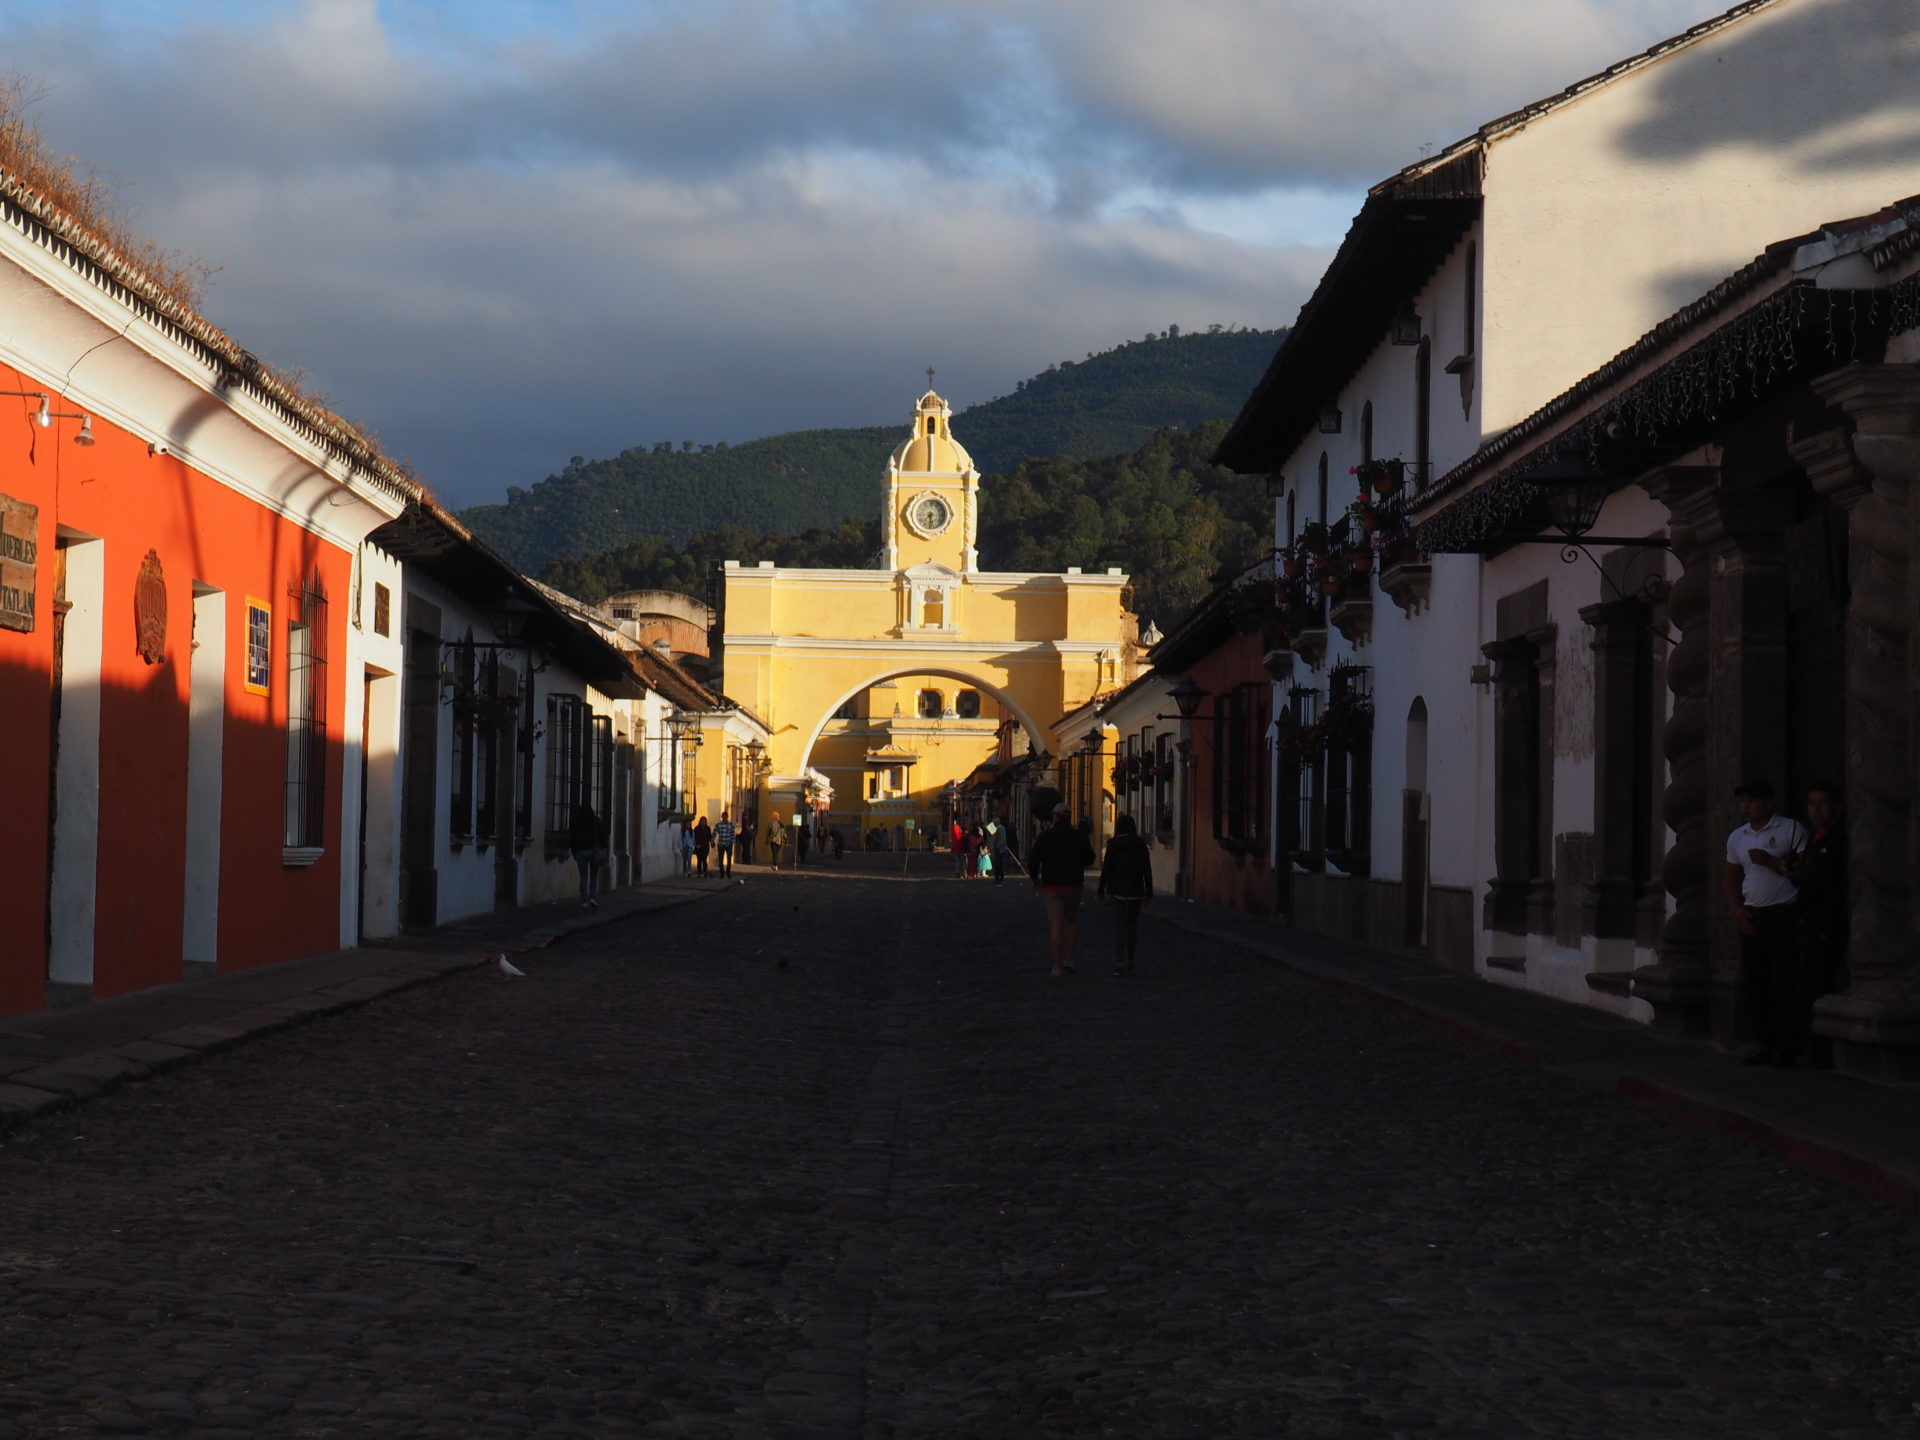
794;664;1052;770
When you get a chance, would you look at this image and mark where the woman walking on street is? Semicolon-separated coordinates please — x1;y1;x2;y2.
570;802;609;909
692;816;713;878
1098;813;1154;975
765;813;787;871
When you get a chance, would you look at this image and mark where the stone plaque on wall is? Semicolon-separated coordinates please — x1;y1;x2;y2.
0;492;38;633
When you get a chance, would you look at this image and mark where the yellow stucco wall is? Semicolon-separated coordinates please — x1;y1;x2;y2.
715;391;1136;839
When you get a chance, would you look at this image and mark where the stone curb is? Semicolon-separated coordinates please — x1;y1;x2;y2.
1617;1075;1920;1212
1152;909;1920;1211
1152;914;1540;1065
0;889;717;1137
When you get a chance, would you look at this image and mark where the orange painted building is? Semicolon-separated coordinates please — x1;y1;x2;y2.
0;179;413;1016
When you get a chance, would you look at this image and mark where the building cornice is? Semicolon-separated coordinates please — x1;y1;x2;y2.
0;173;419;518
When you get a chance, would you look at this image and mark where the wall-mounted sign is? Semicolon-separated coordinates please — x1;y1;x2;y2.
245;596;272;695
135;549;168;664
0;492;38;633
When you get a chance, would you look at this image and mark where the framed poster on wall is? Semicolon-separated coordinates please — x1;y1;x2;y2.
244;596;271;695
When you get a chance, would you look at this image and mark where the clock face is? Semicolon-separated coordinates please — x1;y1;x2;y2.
906;492;953;538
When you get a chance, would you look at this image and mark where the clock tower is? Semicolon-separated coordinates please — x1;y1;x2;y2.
881;387;979;573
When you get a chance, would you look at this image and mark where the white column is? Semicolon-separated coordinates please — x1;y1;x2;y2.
48;534;104;994
182;586;226;971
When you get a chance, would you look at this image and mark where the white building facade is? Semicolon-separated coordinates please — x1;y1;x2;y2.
1215;0;1920;1019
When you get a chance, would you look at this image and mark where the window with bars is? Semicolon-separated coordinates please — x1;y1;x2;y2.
1326;666;1373;867
591;713;613;820
1154;732;1174;833
449;636;475;841
283;580;328;852
1288;686;1322;857
475;652;502;846
546;693;588;846
516;686;536;845
1210;682;1269;848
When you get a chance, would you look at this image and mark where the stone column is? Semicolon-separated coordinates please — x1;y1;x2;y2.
1696;486;1793;1045
1524;624;1558;939
1633;467;1715;1036
1803;366;1920;1082
1480;635;1537;938
1581;597;1651;939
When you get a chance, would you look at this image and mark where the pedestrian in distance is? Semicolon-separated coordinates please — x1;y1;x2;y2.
679;824;696;878
692;815;712;878
740;815;757;866
570;801;609;909
1098;813;1154;975
1722;776;1809;1067
765;813;787;871
1030;801;1096;977
986;818;1012;886
830;826;845;861
794;816;809;868
1786;780;1848;1069
952;819;967;877
714;811;736;878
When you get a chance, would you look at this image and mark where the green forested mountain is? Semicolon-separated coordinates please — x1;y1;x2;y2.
464;326;1282;573
536;421;1266;630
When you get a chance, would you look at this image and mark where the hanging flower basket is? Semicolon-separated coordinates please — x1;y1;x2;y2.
1351;544;1374;576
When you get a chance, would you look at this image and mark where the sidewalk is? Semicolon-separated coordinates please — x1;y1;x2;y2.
1151;901;1920;1210
0;874;725;1130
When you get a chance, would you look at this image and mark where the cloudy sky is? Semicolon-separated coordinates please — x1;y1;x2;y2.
8;0;1724;506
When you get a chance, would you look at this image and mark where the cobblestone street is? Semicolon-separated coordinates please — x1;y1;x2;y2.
4;867;1920;1439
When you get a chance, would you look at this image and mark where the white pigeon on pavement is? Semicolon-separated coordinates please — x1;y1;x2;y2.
495;955;526;977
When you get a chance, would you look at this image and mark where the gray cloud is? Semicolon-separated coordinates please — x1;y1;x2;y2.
11;0;1727;506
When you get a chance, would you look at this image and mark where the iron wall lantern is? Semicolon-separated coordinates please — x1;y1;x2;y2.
1165;677;1207;720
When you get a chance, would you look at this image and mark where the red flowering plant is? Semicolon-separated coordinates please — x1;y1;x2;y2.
1378;515;1424;568
1321;681;1375;751
1275;715;1324;765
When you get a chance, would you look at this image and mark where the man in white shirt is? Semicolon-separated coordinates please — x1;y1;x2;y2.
1722;776;1809;1067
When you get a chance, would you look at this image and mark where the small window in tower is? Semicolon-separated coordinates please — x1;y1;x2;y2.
926;417;937;435
956;689;981;719
918;689;943;719
922;589;944;628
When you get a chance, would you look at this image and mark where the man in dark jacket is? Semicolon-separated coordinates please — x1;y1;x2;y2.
1097;814;1154;975
1789;780;1849;1069
1030;802;1097;977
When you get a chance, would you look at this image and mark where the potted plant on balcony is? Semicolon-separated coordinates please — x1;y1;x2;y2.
1321;682;1375;751
1352;458;1404;496
1297;519;1332;561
